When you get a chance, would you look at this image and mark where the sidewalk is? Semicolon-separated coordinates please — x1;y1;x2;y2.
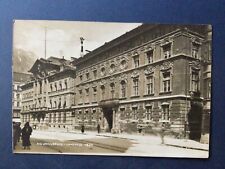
97;132;209;151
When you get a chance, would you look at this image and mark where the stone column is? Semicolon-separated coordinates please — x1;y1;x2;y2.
112;108;117;133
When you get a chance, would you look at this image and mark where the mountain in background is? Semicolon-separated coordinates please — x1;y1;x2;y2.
13;48;37;73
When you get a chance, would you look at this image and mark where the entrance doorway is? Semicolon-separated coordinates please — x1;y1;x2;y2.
102;108;113;132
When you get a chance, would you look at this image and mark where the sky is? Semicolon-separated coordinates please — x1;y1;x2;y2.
13;20;141;60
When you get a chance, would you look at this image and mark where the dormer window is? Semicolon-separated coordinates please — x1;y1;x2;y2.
146;50;153;64
192;42;200;59
133;55;139;68
162;44;171;59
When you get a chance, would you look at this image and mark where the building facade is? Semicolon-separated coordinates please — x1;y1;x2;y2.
20;24;211;139
20;57;76;130
13;72;31;122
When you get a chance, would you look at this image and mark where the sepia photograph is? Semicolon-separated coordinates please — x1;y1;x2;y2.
12;20;211;158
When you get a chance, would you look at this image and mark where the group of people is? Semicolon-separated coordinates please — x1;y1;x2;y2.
13;122;32;150
80;124;101;134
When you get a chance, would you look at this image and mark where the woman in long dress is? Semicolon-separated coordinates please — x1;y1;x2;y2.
21;122;32;150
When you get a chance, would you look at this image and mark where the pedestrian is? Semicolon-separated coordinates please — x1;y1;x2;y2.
16;123;21;142
21;122;33;150
81;124;85;134
160;122;166;144
97;124;100;134
13;122;18;150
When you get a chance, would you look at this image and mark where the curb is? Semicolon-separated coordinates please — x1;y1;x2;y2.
165;143;209;151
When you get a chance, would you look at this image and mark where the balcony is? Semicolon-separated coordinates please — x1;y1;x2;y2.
98;98;119;109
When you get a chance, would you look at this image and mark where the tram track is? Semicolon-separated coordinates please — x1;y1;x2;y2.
69;139;128;153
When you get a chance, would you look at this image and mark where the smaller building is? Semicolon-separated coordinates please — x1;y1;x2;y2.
13;72;31;122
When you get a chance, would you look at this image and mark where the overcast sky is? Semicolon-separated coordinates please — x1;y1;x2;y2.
13;20;141;60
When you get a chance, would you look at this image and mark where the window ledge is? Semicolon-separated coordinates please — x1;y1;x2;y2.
119;97;127;100
159;91;172;95
130;95;140;98
143;93;154;97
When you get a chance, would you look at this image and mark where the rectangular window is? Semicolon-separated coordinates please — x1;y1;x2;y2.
163;44;171;59
63;112;66;123
110;83;115;99
54;82;57;91
132;107;138;120
146;76;154;95
101;86;105;100
133;78;139;96
192;43;200;59
85;88;89;103
49;114;52;123
191;71;199;92
49;99;52;108
58;113;61;123
162;72;171;92
64;80;68;89
53;113;56;123
207;79;211;99
121;81;126;98
93;87;97;102
133;55;139;68
92;109;96;120
146;50;153;64
162;104;170;120
145;106;153;120
50;84;53;92
59;82;62;90
79;90;83;103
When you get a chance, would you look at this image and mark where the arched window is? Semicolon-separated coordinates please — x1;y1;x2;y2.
120;80;126;98
110;83;115;99
101;85;105;100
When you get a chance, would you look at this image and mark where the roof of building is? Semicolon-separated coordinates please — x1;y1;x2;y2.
73;24;208;66
73;24;152;65
13;72;31;82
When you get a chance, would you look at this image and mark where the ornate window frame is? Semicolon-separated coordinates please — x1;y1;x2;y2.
160;62;173;93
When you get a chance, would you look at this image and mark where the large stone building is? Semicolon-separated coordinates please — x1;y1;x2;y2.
19;24;211;140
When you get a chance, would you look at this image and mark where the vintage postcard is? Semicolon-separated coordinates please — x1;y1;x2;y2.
12;20;211;158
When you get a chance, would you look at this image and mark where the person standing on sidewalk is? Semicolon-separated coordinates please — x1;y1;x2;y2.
21;122;32;150
97;124;100;134
81;124;85;134
160;122;166;144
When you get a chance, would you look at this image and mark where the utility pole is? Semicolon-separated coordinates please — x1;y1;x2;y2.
44;27;47;59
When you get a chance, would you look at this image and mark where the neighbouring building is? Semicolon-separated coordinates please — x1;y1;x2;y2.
19;24;211;140
13;72;31;122
20;57;76;130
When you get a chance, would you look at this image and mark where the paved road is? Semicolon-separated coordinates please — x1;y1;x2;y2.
13;130;208;158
